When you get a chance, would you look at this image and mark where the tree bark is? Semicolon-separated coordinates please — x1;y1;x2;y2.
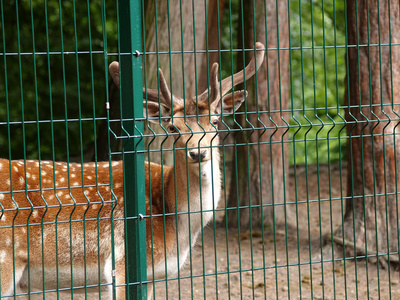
197;0;226;92
337;0;400;265
226;0;291;230
143;0;208;165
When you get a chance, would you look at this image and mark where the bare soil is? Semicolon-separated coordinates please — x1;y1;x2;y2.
152;163;400;299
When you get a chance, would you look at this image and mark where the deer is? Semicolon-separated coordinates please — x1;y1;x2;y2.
0;42;265;299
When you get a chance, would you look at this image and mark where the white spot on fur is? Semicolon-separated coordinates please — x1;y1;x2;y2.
13;166;18;172
5;238;11;246
60;177;65;183
112;162;118;167
19;177;24;185
32;210;38;218
26;173;31;178
0;251;6;263
0;194;4;200
57;191;63;197
115;183;122;188
6;179;10;185
87;176;92;180
41;171;47;176
73;182;79;186
1;215;6;221
71;174;76;178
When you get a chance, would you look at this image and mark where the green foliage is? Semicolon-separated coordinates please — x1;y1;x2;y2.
1;0;347;165
219;0;348;165
219;0;241;80
0;0;117;160
288;0;347;165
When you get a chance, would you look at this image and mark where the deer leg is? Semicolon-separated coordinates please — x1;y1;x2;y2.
1;252;27;299
147;282;153;300
102;255;114;300
102;256;126;300
114;259;126;300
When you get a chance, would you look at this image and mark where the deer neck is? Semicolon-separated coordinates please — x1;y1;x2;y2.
173;147;221;215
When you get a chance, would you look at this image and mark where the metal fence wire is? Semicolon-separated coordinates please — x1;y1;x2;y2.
1;0;400;299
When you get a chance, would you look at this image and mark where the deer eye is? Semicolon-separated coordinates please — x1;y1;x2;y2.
168;125;176;132
212;119;218;125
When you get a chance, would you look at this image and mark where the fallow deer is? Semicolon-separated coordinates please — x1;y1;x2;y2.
0;42;265;299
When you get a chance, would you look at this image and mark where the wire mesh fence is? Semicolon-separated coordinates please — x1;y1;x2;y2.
1;0;400;299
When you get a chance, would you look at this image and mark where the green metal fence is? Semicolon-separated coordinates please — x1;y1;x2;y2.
1;0;400;299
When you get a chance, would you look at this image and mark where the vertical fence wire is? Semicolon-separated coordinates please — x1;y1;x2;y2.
1;0;400;299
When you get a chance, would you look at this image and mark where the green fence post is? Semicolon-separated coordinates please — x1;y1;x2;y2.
118;0;147;299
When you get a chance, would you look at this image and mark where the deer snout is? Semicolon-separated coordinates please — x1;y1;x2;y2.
188;149;208;163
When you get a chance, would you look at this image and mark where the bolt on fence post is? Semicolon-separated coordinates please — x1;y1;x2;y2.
117;0;147;299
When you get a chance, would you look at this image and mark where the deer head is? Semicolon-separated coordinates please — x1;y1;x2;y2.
109;42;265;164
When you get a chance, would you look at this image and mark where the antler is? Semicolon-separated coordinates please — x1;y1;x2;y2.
108;61;183;110
154;69;184;109
197;42;265;105
109;42;265;115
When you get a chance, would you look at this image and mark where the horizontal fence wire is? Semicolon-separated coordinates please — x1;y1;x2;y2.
1;0;400;299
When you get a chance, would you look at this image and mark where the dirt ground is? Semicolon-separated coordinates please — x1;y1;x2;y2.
152;163;400;299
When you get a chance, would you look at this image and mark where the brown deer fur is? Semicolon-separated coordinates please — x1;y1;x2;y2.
0;42;265;299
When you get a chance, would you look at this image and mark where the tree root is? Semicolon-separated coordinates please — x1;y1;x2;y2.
325;234;399;270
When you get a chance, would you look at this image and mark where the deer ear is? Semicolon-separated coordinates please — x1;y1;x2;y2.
216;90;248;114
143;101;171;124
109;61;120;88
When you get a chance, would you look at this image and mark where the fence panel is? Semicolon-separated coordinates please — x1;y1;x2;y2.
1;0;400;299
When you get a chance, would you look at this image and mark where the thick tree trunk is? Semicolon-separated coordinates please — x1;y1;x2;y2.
226;0;291;230
337;0;400;265
143;1;208;165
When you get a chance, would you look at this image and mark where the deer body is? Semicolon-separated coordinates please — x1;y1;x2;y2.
0;155;220;298
0;159;127;298
0;42;264;299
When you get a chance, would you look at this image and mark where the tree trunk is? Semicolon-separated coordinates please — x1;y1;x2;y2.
337;0;400;265
226;0;291;230
143;1;208;165
94;2;209;164
197;0;226;92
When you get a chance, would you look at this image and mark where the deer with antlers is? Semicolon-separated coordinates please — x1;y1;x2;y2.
0;42;264;299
